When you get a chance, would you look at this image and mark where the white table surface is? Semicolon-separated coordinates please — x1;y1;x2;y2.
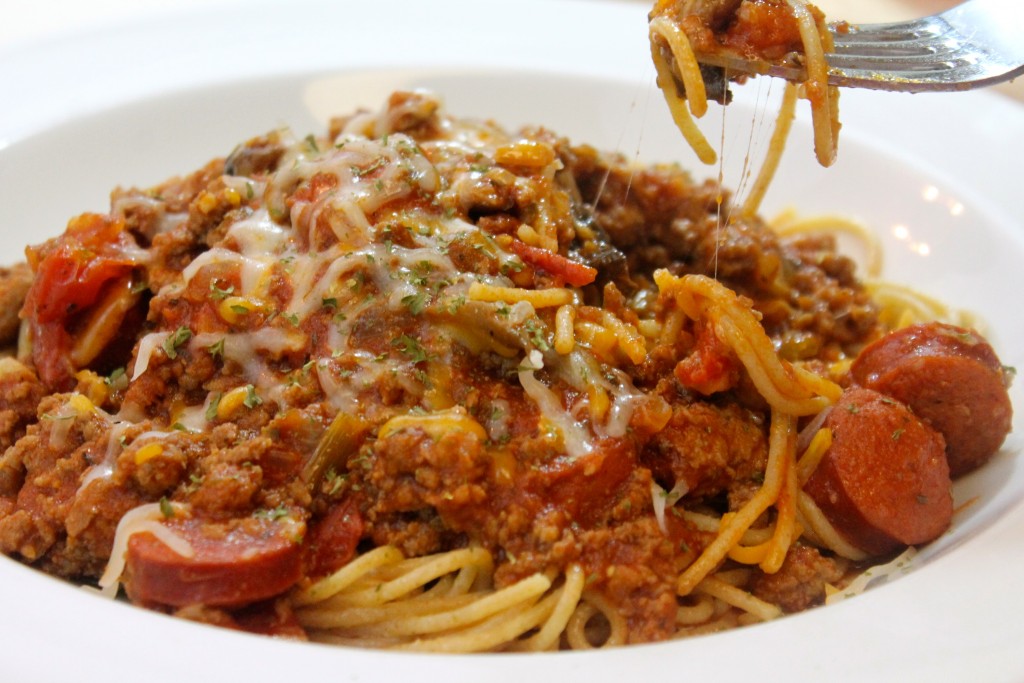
3;0;1020;102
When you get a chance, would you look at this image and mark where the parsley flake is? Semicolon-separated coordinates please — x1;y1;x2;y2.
243;384;262;409
208;338;226;360
401;292;428;315
205;392;223;422
392;334;430;363
163;326;192;360
255;505;290;521
210;281;235;300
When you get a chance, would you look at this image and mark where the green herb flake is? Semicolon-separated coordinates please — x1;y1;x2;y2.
243;385;263;409
392;334;430;364
205;392;223;422
208;338;226;360
523;318;551;352
447;296;466;314
105;367;126;386
348;272;366;292
500;258;525;275
159;497;175;519
351;157;386;178
163;326;192;360
324;468;348;496
255;505;289;521
210;280;235;300
401;292;429;316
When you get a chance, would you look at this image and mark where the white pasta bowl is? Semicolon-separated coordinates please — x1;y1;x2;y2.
0;1;1022;681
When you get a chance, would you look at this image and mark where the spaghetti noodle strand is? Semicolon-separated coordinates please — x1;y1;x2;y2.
649;20;717;164
786;0;838;166
677;408;796;595
741;83;799;217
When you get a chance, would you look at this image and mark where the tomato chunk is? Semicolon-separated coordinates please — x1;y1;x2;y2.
22;213;139;389
674;319;740;395
507;239;598;287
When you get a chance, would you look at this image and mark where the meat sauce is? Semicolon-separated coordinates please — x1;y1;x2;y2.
0;91;1012;645
654;0;823;62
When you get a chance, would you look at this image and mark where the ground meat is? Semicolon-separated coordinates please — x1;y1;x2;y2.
643;392;768;500
223;133;286;178
0;394;108;565
57;475;144;578
0;262;32;345
564;144;882;361
751;543;846;612
357;426;489;532
573;516;681;643
0;360;46;456
364;511;449;559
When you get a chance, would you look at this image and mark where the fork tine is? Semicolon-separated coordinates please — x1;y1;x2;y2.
831;24;952;58
693;0;1024;92
822;0;1024;92
832;19;947;45
830;57;988;79
829;24;967;71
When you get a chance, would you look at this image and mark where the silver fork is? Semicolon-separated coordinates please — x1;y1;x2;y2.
702;0;1024;93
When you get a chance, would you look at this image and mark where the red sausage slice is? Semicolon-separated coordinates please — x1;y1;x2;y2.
303;497;363;579
804;387;953;556
851;322;1013;478
124;515;303;608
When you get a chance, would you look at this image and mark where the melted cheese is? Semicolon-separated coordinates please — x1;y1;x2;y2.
98;502;194;598
118;91;652;469
518;369;594;460
132;332;171;381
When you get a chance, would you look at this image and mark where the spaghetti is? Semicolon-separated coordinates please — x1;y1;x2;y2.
0;89;1011;652
649;0;842;184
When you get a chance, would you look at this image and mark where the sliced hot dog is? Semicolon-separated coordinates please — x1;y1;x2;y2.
851;322;1013;477
124;515;303;608
804;387;952;556
303;497;363;579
